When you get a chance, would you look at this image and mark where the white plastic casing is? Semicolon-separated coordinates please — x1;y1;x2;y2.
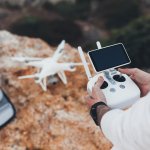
87;71;141;109
78;42;141;109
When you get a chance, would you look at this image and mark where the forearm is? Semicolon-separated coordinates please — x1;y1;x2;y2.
96;105;111;127
100;93;150;149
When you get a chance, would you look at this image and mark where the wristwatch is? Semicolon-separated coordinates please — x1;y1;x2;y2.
90;102;107;126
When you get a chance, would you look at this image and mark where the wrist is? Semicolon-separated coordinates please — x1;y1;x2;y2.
90;101;109;126
96;105;111;127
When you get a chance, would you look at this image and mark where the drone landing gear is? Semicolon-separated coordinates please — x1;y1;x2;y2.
58;71;67;84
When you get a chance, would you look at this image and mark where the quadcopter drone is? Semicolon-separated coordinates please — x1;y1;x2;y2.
12;40;82;91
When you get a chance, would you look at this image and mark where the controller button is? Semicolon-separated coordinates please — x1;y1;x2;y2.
110;88;116;92
111;72;117;75
119;85;125;89
100;81;108;89
113;75;126;82
110;69;117;73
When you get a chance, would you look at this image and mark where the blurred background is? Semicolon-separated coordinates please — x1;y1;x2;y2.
0;0;150;69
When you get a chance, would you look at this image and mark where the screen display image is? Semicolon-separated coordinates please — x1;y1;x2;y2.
88;43;131;72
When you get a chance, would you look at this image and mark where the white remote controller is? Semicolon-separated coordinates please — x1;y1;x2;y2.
78;42;141;109
87;70;140;108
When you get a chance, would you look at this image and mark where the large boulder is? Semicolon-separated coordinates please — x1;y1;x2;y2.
0;31;111;150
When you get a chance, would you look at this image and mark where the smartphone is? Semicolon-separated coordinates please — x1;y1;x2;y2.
88;43;131;73
0;90;16;128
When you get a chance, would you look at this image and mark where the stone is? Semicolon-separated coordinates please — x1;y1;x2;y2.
0;31;111;150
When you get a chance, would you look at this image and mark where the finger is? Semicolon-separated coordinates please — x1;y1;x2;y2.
91;78;104;98
118;68;137;76
92;77;104;94
95;76;104;88
85;95;94;101
85;95;90;101
87;99;94;107
86;97;96;106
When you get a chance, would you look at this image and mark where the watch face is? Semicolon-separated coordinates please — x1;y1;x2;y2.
0;90;16;128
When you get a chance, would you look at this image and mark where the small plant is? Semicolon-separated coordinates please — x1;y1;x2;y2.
9;16;83;46
107;16;150;68
98;0;140;28
46;1;91;20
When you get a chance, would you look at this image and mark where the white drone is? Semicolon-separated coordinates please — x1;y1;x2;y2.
12;40;82;91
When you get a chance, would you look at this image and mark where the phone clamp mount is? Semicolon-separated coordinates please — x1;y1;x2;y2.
0;75;16;128
0;89;16;128
78;41;141;109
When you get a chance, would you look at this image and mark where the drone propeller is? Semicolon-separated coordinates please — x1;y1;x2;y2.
11;56;43;63
11;57;26;62
52;40;65;61
18;74;38;79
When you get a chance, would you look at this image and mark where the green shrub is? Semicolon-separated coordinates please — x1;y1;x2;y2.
44;0;91;20
107;16;150;68
98;0;140;28
9;16;83;46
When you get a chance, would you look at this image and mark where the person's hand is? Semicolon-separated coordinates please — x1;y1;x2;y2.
85;76;106;108
119;68;150;97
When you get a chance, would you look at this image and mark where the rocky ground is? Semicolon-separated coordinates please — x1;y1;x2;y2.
0;31;112;150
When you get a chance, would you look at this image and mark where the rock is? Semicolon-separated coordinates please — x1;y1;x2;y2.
0;0;76;7
0;0;27;8
0;30;19;44
0;30;112;150
49;0;75;5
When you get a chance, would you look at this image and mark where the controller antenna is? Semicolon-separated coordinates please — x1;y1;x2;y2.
78;46;92;80
96;41;102;49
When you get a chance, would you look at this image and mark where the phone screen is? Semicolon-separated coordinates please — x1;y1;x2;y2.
88;43;131;72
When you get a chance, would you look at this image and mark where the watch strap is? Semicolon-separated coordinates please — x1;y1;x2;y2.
90;101;107;126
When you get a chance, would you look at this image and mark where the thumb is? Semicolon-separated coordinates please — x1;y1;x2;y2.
119;68;138;76
95;76;104;89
